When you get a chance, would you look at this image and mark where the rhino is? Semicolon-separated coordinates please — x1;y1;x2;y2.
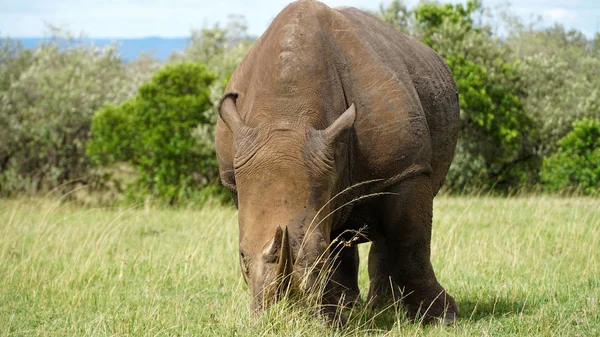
215;0;460;324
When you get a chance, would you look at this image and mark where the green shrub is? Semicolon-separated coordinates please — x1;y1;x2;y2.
409;1;538;193
541;118;600;195
0;31;130;196
517;44;600;156
88;62;221;203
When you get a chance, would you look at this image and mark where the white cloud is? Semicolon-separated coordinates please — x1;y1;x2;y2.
543;8;576;21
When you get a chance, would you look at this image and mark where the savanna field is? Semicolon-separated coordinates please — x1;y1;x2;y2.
2;0;600;336
1;196;598;336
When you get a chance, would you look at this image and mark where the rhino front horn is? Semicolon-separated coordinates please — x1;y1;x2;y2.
277;225;293;291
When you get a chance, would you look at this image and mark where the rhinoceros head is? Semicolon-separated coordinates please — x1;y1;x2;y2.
219;93;355;312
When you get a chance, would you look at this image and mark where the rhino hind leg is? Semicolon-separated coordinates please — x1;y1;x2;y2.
378;174;459;324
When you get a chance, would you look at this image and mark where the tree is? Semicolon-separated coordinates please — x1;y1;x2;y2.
167;17;255;201
87;62;218;203
407;1;536;192
506;24;600;156
0;28;130;195
541;118;600;195
377;0;411;33
0;37;34;181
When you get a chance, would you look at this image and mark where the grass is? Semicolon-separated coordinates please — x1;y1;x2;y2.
0;196;599;336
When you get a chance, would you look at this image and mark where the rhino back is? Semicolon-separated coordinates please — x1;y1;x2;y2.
332;6;460;193
216;0;459;194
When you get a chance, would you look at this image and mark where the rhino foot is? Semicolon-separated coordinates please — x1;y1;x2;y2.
313;304;348;327
404;290;459;326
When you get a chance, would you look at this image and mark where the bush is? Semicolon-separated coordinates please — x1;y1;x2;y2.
87;62;221;203
511;26;600;156
169;17;254;155
0;30;130;196
541;118;600;195
409;1;537;192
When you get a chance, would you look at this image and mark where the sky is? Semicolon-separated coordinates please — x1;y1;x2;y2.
1;0;599;38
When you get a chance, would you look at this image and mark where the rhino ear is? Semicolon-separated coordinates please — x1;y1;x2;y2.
219;92;246;133
323;103;356;143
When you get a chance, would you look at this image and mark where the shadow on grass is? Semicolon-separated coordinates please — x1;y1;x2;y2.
459;296;531;321
342;303;402;333
340;296;531;333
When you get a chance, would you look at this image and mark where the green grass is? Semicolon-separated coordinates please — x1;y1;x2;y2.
1;197;599;336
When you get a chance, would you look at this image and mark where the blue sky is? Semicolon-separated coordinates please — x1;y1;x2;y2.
1;0;598;38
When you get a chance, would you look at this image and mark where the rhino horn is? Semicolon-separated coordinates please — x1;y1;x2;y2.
277;225;293;291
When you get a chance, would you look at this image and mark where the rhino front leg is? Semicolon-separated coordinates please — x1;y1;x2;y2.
326;243;361;308
380;174;458;324
367;237;400;309
313;243;359;327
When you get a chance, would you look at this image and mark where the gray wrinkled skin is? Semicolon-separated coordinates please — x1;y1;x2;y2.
215;0;460;324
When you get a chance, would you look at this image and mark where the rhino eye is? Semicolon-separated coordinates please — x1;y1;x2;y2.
240;252;249;275
263;254;277;264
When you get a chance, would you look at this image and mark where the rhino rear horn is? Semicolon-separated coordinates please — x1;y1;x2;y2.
264;225;283;257
219;92;246;132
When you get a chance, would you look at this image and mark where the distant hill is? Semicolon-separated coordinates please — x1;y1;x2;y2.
17;37;189;61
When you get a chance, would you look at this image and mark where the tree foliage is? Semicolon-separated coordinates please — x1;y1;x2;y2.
380;0;536;192
507;24;600;156
169;16;255;157
0;28;131;195
2;5;599;200
0;21;252;201
541;119;600;195
377;1;600;194
87;63;218;203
